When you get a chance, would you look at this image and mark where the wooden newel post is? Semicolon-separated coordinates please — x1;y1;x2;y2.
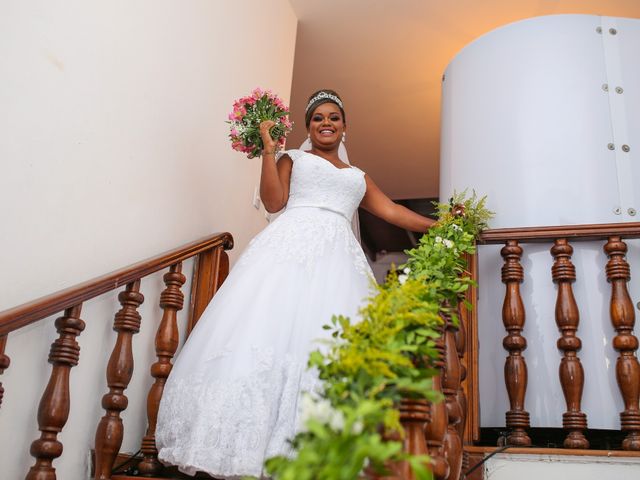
139;263;186;475
26;304;85;480
500;240;531;446
604;236;640;450
551;239;589;448
94;281;144;479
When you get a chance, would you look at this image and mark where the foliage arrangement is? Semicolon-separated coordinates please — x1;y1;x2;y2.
227;88;293;158
265;191;493;480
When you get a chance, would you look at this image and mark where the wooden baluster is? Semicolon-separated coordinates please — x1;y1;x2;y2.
138;263;186;475
501;240;531;446
455;303;469;472
393;399;431;480
604;236;640;450
424;323;450;480
25;305;85;480
461;251;480;445
442;309;463;480
0;334;9;409
94;281;144;479
551;239;589;448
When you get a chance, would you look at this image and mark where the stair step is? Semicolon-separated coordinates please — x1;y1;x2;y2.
113;474;217;480
112;468;219;480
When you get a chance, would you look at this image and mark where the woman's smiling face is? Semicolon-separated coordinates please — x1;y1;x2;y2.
308;103;345;148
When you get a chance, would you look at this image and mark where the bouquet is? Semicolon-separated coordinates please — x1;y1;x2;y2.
228;88;293;158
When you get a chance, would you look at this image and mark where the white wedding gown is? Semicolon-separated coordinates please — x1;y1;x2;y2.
156;149;373;478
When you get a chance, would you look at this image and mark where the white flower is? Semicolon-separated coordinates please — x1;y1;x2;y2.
329;410;345;431
443;239;454;249
452;224;461;231
352;420;364;435
299;394;346;432
435;236;443;243
403;267;411;275
314;399;333;424
398;274;408;285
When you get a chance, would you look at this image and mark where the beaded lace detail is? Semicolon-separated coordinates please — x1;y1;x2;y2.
157;346;322;478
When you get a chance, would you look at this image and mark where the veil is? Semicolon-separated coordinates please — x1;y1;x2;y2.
298;138;362;244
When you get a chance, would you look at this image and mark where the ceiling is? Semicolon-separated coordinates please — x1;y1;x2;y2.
287;0;640;200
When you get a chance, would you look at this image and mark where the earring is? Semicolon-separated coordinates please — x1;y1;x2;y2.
342;132;346;143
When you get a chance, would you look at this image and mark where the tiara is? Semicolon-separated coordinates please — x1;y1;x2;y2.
305;91;343;112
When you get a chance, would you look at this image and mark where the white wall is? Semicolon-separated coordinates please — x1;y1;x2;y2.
0;1;298;478
484;453;640;479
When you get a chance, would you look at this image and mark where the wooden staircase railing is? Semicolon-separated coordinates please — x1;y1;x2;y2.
6;221;638;480
415;222;640;480
477;222;640;452
0;232;233;480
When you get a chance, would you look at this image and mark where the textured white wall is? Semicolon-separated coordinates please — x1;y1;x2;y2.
0;1;297;478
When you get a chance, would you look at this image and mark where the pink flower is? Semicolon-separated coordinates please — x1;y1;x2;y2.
230;127;239;137
232;106;245;120
252;87;263;99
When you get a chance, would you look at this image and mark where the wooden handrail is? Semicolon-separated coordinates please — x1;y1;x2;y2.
0;232;233;335
479;222;640;244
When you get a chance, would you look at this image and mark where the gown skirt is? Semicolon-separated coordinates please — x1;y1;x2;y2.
156;205;373;478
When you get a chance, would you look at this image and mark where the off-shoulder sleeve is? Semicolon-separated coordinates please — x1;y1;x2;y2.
276;149;303;162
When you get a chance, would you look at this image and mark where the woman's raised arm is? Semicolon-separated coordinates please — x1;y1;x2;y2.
258;120;293;213
360;174;435;232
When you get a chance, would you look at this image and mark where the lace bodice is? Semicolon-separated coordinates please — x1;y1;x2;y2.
283;149;366;219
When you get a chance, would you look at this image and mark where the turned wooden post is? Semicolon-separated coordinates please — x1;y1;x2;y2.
380;399;431;480
424;322;450;480
455;303;469;472
188;247;230;336
604;236;640;450
25;305;85;480
94;281;144;479
442;310;463;479
0;334;9;409
551;239;589;448
138;263;186;475
501;240;531;446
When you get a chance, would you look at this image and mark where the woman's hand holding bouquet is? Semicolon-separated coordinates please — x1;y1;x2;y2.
228;88;292;158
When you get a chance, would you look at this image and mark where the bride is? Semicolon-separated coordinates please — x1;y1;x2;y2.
156;89;434;478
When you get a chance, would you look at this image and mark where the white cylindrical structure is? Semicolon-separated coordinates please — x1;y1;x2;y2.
440;14;640;429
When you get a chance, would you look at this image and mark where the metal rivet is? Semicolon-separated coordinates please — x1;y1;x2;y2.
614;207;622;215
608;143;615;150
609;28;617;35
616;86;624;94
622;144;630;152
629;208;637;216
602;83;609;91
596;26;602;33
